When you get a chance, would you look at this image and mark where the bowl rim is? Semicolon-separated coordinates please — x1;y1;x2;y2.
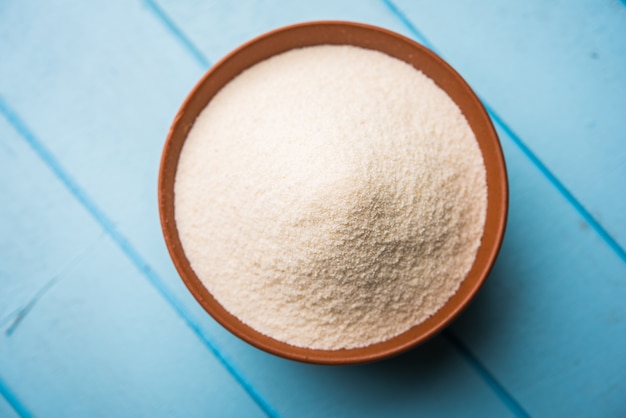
158;20;508;365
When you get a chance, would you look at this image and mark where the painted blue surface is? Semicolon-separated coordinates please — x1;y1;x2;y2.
393;0;626;251
0;101;264;418
1;0;625;417
0;375;28;418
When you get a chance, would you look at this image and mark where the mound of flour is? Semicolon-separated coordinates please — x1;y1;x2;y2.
174;45;487;350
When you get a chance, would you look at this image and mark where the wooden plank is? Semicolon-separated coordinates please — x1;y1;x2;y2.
194;333;521;417
391;0;626;251
0;0;204;307
0;116;102;323
0;114;264;418
152;0;413;62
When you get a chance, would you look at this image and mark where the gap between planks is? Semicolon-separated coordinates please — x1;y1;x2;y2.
0;97;279;418
0;374;33;418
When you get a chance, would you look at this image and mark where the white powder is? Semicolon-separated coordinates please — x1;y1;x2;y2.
175;45;487;350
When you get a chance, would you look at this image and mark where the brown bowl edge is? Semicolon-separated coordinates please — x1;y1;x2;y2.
158;21;509;365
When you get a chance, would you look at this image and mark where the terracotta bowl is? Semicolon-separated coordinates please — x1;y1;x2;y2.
158;21;508;365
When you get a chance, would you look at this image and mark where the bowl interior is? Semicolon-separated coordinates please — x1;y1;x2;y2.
158;21;508;365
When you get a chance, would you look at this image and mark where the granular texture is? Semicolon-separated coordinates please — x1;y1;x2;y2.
174;45;487;350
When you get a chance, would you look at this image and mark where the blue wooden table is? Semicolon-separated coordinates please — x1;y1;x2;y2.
1;1;625;417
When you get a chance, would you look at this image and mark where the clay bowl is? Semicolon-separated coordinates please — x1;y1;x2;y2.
158;21;508;365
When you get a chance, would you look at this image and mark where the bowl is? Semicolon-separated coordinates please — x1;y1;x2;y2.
158;21;508;365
